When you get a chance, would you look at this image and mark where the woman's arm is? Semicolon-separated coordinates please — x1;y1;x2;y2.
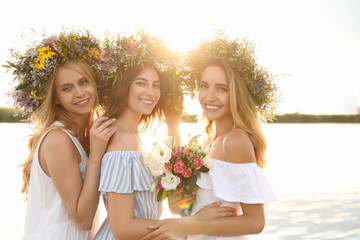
108;192;160;240
105;131;161;240
41;117;117;230
140;203;264;239
164;105;182;148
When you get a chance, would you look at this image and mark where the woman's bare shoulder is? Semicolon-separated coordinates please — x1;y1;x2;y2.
106;129;139;152
223;128;256;164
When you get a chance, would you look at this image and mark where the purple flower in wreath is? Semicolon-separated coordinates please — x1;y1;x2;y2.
51;34;60;41
30;49;38;57
24;97;34;113
46;40;58;53
255;80;264;91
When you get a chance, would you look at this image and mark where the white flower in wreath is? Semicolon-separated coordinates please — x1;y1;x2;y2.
152;142;172;164
161;173;181;191
202;156;213;169
143;152;165;177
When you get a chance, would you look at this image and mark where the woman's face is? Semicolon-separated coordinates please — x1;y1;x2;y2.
53;67;96;118
198;65;231;121
127;67;161;115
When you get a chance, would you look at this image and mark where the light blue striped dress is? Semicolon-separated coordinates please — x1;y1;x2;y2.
94;151;162;240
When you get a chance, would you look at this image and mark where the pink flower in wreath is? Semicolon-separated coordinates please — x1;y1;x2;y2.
164;162;172;171
99;49;109;61
182;167;192;178
174;160;185;173
193;158;203;170
129;41;138;57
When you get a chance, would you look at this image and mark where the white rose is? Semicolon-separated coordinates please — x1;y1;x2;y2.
164;136;176;150
202;156;213;169
143;152;165;177
152;142;172;164
160;173;181;191
190;141;197;151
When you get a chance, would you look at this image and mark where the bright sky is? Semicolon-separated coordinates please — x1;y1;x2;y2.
1;0;359;114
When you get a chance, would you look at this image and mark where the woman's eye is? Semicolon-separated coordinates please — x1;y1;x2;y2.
136;81;146;86
62;86;71;92
80;79;88;85
218;87;228;92
153;84;160;89
199;84;208;89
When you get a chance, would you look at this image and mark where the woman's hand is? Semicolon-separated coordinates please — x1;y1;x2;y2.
140;219;186;240
89;117;118;161
167;188;196;215
194;201;238;220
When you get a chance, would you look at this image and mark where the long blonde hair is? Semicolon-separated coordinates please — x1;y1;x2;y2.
20;60;99;196
104;64;164;132
204;61;267;168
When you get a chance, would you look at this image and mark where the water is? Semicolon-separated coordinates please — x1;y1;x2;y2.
1;123;359;240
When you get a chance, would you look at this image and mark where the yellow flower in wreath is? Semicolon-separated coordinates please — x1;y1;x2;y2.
30;90;46;100
34;59;45;69
33;46;55;69
37;46;56;60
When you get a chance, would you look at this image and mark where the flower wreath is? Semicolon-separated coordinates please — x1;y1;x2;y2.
185;31;279;120
3;29;103;114
96;30;186;112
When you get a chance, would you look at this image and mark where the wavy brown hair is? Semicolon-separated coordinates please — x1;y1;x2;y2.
104;64;164;132
19;60;99;197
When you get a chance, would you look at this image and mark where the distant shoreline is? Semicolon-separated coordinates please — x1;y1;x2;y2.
2;107;359;123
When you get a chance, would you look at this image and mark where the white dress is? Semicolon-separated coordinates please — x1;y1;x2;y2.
22;121;91;240
189;159;276;240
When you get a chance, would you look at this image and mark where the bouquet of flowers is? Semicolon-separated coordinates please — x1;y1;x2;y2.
144;135;212;207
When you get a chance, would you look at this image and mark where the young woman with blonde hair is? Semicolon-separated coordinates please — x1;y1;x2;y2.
141;34;277;240
6;31;117;240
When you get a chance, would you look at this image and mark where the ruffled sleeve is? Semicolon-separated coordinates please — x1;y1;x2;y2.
99;151;155;194
197;160;276;204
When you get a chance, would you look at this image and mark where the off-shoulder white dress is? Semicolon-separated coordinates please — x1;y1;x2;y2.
189;159;276;240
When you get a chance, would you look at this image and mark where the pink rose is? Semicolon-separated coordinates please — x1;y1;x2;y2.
175;148;181;157
174;160;185;174
183;146;190;156
182;167;192;178
157;181;163;189
177;177;183;186
164;162;172;171
99;49;109;61
193;158;203;170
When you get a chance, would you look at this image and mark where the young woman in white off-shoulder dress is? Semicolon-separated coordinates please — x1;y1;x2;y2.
141;38;277;240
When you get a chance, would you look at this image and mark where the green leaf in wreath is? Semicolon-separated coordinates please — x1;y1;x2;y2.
15;83;28;91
